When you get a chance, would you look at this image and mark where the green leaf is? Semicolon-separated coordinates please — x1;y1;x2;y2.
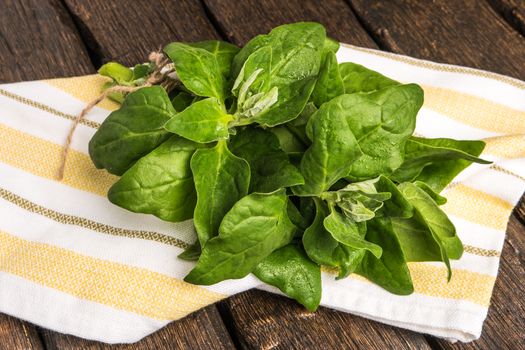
178;242;202;261
339;62;399;94
398;182;463;280
229;128;304;193
414;181;447;205
231;22;326;126
345;84;424;179
171;91;194;112
311;51;344;107
323;36;340;54
107;136;202;221
185;190;295;285
293;98;361;196
188;40;240;77
374;176;413;218
164;97;233;143
254;244;322;311
284;102;317;147
303;199;365;279
324;208;382;258
89;86;174;175
191;141;250;247
98;62;133;84
357;217;414;295
164;42;226;100
391;137;489;192
321;178;391;222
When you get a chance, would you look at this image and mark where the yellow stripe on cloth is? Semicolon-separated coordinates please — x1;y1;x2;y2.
0;124;116;196
443;184;514;231
483;134;525;159
45;75;120;111
0;231;225;320
422;86;525;135
408;263;494;307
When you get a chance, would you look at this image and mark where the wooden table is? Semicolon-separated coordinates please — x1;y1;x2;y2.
1;1;524;349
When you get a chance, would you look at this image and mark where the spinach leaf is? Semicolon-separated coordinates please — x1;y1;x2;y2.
374;176;413;218
391;137;489;192
108;136;202;222
98;62;133;84
191;141;250;247
311;51;344;107
184;189;295;285
254;243;322;311
345;84;424;179
339;62;399;94
164;97;232;143
171;91;194;112
164;42;226;100
284;102;317;147
398;182;463;280
188;40;240;77
231;22;326;126
303;199;365;279
229;127;304;193
178;242;202;261
324;207;382;258
323;37;340;54
89;86;174;175
356;217;414;295
321;178;391;222
293;97;361;196
414;181;447;205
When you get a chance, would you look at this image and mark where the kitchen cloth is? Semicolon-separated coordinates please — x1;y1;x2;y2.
0;43;524;343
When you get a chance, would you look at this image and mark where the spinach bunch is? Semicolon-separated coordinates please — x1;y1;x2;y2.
89;22;490;312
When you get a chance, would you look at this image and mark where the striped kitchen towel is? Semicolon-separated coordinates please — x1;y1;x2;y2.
0;43;524;344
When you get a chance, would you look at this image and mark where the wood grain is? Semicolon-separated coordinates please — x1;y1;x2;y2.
0;314;44;350
41;306;235;350
203;0;377;47
219;290;431;350
0;0;93;83
488;0;525;36
62;0;222;67
348;0;525;80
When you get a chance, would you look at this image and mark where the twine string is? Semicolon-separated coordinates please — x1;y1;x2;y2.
56;51;173;180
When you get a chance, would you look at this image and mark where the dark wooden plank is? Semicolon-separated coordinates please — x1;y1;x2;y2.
0;314;44;350
203;0;377;47
487;0;525;37
219;290;432;350
41;306;235;350
348;0;525;80
62;0;222;67
0;0;94;83
437;216;525;350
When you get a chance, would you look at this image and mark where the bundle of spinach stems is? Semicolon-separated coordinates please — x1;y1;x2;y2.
89;22;490;311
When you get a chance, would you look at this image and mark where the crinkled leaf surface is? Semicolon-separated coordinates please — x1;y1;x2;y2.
231;22;326;126
108;136;203;222
229;127;304;193
191;141;250;247
164;42;226;100
185;190;295;285
293;96;361;196
254;244;322;311
188;40;240;77
89;86;174;175
345;84;424;179
311;51;344;107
